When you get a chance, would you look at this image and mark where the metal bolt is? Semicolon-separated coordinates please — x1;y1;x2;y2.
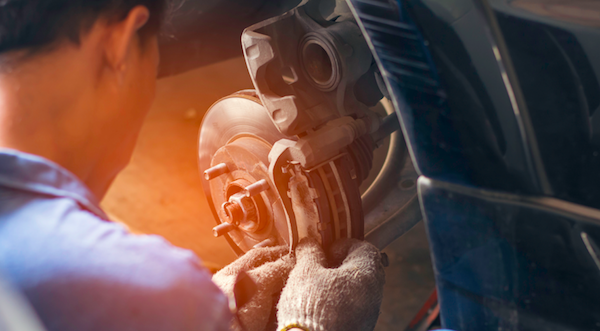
245;179;270;197
204;163;229;180
253;238;275;249
213;223;236;237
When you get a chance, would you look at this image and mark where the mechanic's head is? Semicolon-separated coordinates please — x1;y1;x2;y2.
0;0;168;198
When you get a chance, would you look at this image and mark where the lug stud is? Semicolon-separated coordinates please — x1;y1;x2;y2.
204;163;229;180
245;179;270;197
213;223;236;237
253;238;275;249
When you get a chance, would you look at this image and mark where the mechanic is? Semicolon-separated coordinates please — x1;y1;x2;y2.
0;1;385;331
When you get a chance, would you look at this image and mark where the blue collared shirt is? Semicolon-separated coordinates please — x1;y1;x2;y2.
0;149;231;331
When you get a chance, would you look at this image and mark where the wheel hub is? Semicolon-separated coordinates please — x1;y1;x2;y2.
206;135;288;251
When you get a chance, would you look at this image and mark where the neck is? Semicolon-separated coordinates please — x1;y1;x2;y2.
0;49;107;198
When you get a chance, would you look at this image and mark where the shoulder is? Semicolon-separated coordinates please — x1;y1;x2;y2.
0;196;231;331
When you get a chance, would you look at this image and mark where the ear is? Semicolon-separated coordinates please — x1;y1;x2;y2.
104;6;150;72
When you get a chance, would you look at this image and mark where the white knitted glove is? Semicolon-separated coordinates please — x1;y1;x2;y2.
213;246;294;331
277;238;386;331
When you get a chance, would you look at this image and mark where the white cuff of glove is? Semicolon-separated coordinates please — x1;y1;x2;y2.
278;322;313;331
278;318;325;331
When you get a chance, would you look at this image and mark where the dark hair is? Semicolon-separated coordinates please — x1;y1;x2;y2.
0;0;168;54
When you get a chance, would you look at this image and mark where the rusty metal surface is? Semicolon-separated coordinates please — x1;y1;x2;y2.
288;165;324;243
363;142;421;251
267;137;366;249
359;97;421;251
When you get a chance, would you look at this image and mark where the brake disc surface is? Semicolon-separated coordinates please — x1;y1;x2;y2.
199;92;290;254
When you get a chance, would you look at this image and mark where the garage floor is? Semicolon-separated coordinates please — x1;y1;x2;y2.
101;57;436;330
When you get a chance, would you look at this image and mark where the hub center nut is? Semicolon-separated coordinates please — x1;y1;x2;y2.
221;192;259;232
223;201;243;223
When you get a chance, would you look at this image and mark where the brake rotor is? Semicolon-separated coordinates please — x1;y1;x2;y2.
199;91;370;254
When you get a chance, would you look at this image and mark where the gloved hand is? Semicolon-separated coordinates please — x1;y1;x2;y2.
213;245;294;331
277;238;386;331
